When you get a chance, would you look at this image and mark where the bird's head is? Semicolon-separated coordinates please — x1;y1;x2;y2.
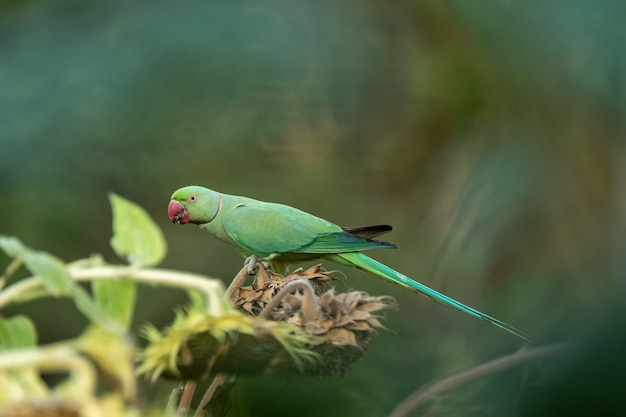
168;186;221;225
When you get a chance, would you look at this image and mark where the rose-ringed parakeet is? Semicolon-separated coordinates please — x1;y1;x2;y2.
168;185;530;341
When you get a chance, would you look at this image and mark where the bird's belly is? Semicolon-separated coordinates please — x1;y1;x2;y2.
267;252;322;275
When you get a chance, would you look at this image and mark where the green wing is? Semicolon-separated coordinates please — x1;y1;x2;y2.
222;201;341;255
299;232;397;253
221;201;395;256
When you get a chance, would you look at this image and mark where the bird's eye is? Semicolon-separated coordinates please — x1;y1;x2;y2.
188;195;197;203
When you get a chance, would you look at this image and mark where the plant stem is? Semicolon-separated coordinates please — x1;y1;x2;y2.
0;266;227;316
386;343;569;417
257;279;317;319
0;343;96;395
224;264;250;302
177;379;197;416
193;263;253;416
194;373;228;417
0;257;22;290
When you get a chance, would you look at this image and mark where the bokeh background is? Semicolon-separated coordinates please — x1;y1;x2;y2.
1;1;625;416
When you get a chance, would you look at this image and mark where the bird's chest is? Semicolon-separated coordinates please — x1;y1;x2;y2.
199;220;240;250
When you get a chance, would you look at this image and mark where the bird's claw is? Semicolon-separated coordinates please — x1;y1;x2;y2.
244;254;270;275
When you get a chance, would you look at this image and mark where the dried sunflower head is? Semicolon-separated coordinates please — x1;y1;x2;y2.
230;265;396;375
231;264;334;316
139;264;395;381
277;287;395;375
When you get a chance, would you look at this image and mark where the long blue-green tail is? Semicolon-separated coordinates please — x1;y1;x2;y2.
327;252;532;342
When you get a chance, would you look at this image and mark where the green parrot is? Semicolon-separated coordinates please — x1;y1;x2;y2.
168;185;530;341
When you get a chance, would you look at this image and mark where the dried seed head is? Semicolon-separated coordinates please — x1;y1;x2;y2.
231;264;335;316
231;265;396;375
139;263;396;381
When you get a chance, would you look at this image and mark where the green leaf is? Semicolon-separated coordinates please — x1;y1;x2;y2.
0;235;27;258
23;251;71;295
69;284;113;328
109;193;167;267
93;279;137;330
0;315;37;349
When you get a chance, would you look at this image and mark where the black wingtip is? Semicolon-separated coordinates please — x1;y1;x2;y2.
342;225;393;239
341;225;398;249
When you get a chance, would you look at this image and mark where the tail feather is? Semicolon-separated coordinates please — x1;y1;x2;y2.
328;252;532;342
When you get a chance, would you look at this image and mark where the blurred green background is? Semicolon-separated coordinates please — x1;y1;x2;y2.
1;1;625;416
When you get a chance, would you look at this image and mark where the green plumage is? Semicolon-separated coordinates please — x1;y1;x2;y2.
169;185;530;342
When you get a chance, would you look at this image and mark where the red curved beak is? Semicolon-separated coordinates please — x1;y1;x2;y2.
168;200;190;224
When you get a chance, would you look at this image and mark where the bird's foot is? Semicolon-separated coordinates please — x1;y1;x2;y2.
244;254;271;275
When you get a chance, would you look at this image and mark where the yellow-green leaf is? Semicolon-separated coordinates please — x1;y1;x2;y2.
71;284;112;327
0;235;26;258
109;193;166;267
93;279;137;330
0;315;37;349
23;251;71;295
